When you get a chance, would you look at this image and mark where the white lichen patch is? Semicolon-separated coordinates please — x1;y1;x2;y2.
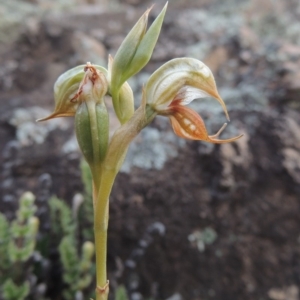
121;126;186;173
62;134;79;154
9;106;69;146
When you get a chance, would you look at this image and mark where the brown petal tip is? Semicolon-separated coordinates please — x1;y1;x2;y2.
215;94;230;122
207;123;243;143
208;133;244;144
36;112;74;122
36;112;58;122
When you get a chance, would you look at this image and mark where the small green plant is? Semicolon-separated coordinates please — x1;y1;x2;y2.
49;196;75;237
0;192;38;300
59;237;94;300
49;196;95;299
38;3;242;299
1;280;30;300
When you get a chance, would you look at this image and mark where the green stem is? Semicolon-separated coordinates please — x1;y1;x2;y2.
92;104;156;300
93;168;117;300
105;105;156;171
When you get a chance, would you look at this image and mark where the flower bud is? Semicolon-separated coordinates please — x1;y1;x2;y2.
75;64;109;166
37;64;108;122
110;3;167;123
75;102;109;165
117;81;134;123
107;55;134;124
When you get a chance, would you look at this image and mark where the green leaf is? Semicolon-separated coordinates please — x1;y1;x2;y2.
121;3;168;84
111;7;150;93
110;4;167;124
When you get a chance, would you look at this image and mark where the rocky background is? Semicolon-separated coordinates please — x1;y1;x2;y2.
1;0;300;299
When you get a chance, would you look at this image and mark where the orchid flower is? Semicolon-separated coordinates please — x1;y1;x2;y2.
145;58;243;143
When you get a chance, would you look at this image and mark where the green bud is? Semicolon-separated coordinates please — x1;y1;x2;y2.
117;81;134;123
110;3;167;123
75;102;109;166
110;8;150;91
74;63;109;168
107;55;134;124
75;103;94;164
37;64;108;121
123;3;168;81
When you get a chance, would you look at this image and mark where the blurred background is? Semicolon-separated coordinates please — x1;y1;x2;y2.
1;0;300;299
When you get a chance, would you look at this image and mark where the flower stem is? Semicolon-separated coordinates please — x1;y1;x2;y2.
93;168;117;300
92;104;156;300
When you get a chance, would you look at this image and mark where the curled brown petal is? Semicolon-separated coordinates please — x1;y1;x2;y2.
168;105;242;143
